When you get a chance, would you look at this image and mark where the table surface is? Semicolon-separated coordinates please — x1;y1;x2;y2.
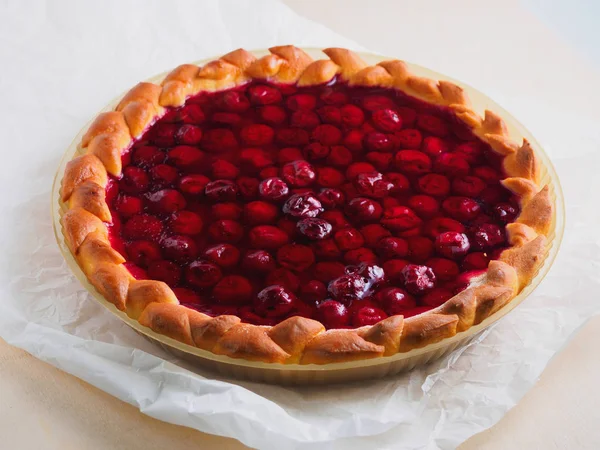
2;0;600;448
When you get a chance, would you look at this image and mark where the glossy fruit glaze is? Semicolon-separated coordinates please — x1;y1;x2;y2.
105;79;521;329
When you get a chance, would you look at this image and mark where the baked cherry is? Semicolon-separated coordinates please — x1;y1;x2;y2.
176;124;203;145
377;236;409;259
421;136;449;157
407;236;434;262
204;243;240;268
435;232;471;259
360;224;392;247
242;250;276;273
442;197;481;221
212;112;242;127
354;171;394;198
362;95;396;111
416;114;448;137
282;193;322;218
469;223;505;250
365;132;394;152
339;104;365;127
395;129;422;149
462;252;490;270
207;219;244;243
161;235;198;262
493;203;519;224
407;195;439;218
146;189;187;214
276;128;310;146
300;280;327;304
326;145;353;167
315;300;350;329
418;173;450;197
243;201;278;225
126;240;162;267
328;273;368;304
169;210;203;235
317;188;345;209
150;164;179;188
179;104;206;124
435;153;470;177
365;152;393;171
120;166;149;194
424;217;466;238
212;159;240;180
381;206;422;231
133;145;164;168
254;285;297;318
219;91;251;112
473;166;501;182
455;141;483;164
114;195;143;219
201;128;238;152
240;124;275;146
281;160;316;187
185;260;223;288
376;287;416;315
297;218;333;240
212;203;242;220
372;108;402;132
123;214;163;240
317;106;341;124
343;129;366;151
401;264;436;294
259;105;287;125
205;179;239;201
213;275;253;305
382;259;410;282
248;225;289;249
313;261;346;282
266;268;300;292
277;243;315;272
352;306;388;327
248;85;282;105
178;174;210;195
147;260;181;286
344;247;377;265
320;89;349;106
258;177;289;201
452;176;486;197
312;239;342;260
346;197;383;222
421;288;453;307
168;146;205;170
172;288;204;305
334;228;365;251
287;93;317;111
317;167;345;188
426;257;460;281
151;123;177;146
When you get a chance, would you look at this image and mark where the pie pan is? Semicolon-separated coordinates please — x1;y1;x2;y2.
52;49;564;385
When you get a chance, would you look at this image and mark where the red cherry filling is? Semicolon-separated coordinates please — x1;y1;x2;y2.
107;80;521;329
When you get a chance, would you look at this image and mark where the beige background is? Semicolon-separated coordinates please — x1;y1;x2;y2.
2;0;599;449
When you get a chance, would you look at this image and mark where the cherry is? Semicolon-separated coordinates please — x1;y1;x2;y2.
240;148;273;171
212;203;242;220
426;257;460;281
120;166;149;194
282;193;322;218
242;250;276;273
169;210;203;235
334;228;365;251
254;285;298;318
311;239;342;260
114;195;143;218
382;259;410;282
205;179;239;201
315;300;350;329
312;124;343;146
176;124;203;145
435;232;471;259
462;252;490;270
297;218;333;240
422;288;454;307
376;287;416;315
401;264;436;294
290;110;320;129
300;280;327;304
278;147;304;164
418;173;450;197
354;171;394;198
201;128;238;152
328;273;368;304
150;164;179;188
424;217;466;238
132;145;164;168
126;241;162;267
455;141;483;164
281;160;316;187
207;219;244;243
161;235;198;262
259;105;287;125
219;90;251;112
352;306;388;327
303;143;330;161
172;288;204;305
276;128;310;146
178;174;210;195
365;132;394;152
287;93;317;111
394;150;432;176
360;224;392;247
243;201;278;225
204;243;240;268
266;268;300;292
248;225;289;249
123;214;163;240
407;195;439;218
240;124;275;146
407;236;434;262
416;114;449;137
343;129;366;151
186;260;223;288
339;104;365;127
442;197;481;221
365;152;393;171
146;189;186;214
247;85;282;105
320;89;349;106
385;172;411;194
493;203;519;224
452;176;486;197
257;177;289;201
376;237;408;259
362;95;396;111
381;206;422;231
317;167;345;187
213;275;253;305
421;136;449;157
395;129;422;149
435;153;470;177
318;106;341;124
317;188;345;209
313;261;346;282
151;123;177;146
469;223;505;250
277;243;315;271
178;104;206;123
346;197;383;222
372;108;402;132
212;112;242;126
344;247;377;265
212;159;240;180
147;260;181;286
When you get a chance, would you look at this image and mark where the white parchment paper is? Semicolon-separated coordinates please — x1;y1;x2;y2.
1;1;599;449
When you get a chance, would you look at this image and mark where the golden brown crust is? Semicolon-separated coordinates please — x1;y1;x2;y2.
61;154;108;202
60;46;556;366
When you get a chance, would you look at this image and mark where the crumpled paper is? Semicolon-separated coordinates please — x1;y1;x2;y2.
1;1;599;449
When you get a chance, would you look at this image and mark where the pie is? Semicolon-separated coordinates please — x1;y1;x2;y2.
60;46;554;365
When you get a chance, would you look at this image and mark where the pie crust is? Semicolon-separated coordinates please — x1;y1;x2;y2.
60;46;554;365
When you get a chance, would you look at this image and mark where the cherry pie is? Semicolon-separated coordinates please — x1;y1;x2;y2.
60;47;553;365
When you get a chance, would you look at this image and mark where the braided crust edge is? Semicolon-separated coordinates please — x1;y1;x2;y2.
60;46;554;365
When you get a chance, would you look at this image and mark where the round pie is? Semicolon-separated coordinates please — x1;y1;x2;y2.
60;46;554;365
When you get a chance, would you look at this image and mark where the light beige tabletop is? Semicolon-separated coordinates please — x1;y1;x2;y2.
2;0;599;449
